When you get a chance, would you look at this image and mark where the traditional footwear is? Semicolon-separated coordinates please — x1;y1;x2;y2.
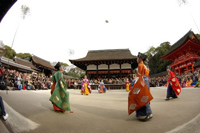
70;110;74;113
3;113;9;121
149;114;153;118
165;98;170;101
144;114;153;121
55;110;65;113
139;114;153;122
138;116;146;120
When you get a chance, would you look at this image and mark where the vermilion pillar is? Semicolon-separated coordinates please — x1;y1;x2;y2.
192;64;194;72
186;64;188;72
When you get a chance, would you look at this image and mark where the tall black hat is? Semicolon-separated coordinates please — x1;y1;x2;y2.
137;52;147;61
54;62;61;70
166;65;171;70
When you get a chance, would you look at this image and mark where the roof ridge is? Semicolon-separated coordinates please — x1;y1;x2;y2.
162;29;200;58
32;55;51;63
170;29;192;50
88;48;130;52
15;56;31;63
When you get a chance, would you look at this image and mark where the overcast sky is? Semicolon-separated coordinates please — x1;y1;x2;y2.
0;0;200;65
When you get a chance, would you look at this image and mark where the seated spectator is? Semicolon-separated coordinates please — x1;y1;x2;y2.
41;83;47;90
186;77;193;86
191;76;198;86
194;75;200;88
180;77;186;88
46;78;51;89
74;80;78;89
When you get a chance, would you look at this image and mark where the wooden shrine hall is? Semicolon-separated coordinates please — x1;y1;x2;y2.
162;30;200;75
30;55;56;76
69;49;138;79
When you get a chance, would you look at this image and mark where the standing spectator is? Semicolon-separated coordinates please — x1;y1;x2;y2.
0;63;6;90
16;72;22;90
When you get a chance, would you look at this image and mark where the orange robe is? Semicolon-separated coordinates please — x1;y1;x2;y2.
99;84;105;93
128;61;153;115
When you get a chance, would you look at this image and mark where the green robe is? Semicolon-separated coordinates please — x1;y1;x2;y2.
49;71;71;111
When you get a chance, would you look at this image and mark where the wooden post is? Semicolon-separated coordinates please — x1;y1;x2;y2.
108;64;110;79
186;64;188;72
96;65;99;79
120;64;122;79
192;64;194;72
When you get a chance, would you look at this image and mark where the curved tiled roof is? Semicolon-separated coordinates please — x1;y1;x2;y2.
162;30;200;58
70;49;137;62
69;49;137;70
31;55;55;70
1;56;35;72
14;57;40;71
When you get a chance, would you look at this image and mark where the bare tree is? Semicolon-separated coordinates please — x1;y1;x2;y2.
68;49;75;56
11;5;30;48
177;0;188;6
21;5;30;19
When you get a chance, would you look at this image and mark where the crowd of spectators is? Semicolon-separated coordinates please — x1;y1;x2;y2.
149;69;200;88
0;66;82;90
0;68;52;90
1;65;199;90
89;78;127;85
150;76;168;87
66;78;128;89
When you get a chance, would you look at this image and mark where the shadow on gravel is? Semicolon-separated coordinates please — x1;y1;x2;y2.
72;103;138;121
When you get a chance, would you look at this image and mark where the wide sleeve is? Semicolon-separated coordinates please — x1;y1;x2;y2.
137;63;143;77
51;75;55;82
57;71;67;89
170;71;175;78
87;79;91;89
81;80;84;90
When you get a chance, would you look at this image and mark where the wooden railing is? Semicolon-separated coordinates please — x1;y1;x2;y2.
76;84;125;90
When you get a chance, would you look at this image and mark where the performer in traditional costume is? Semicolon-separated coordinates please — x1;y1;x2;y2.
49;62;73;113
81;75;91;95
125;78;131;91
165;66;181;100
98;80;107;93
128;52;153;121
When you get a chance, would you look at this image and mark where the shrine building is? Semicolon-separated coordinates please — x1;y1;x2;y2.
69;49;138;79
162;30;200;75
